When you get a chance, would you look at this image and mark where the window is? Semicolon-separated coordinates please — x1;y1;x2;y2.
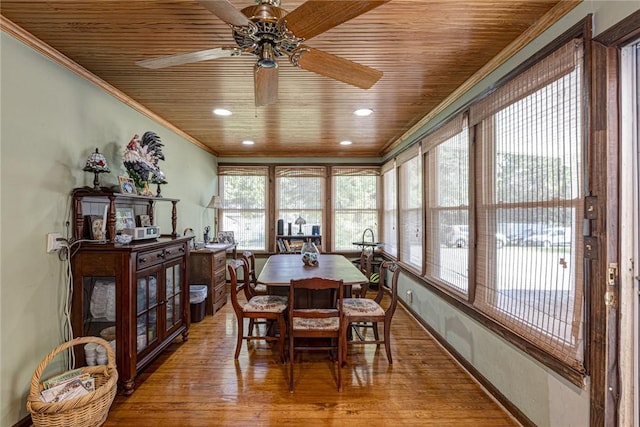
382;161;398;257
275;167;325;241
471;39;585;367
424;115;470;295
398;145;423;270
331;167;380;251
218;166;268;251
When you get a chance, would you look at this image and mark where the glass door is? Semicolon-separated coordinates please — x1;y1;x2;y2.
164;261;183;333
136;269;159;354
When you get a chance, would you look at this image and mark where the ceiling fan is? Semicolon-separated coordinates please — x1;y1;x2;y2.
136;0;387;106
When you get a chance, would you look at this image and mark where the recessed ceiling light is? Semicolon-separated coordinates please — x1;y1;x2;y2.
340;140;352;146
353;108;373;117
242;140;255;145
213;108;232;116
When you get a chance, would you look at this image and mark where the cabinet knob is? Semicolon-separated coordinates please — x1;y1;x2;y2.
157;253;165;259
139;257;147;264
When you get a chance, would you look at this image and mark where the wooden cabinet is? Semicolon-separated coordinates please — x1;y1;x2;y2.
70;188;190;395
189;245;234;315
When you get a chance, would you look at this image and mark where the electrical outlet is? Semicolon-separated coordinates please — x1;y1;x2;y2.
47;233;63;253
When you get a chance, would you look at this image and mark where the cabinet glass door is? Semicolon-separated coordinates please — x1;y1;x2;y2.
164;263;183;330
136;271;159;353
82;276;117;341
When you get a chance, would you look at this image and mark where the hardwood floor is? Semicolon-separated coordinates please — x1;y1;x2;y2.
103;296;518;426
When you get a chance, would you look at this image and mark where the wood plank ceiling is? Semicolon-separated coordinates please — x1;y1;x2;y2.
1;1;577;158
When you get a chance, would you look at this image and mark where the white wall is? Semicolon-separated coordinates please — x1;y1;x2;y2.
394;2;639;426
0;32;218;425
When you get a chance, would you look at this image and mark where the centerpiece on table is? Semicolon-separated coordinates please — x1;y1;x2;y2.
301;240;319;266
122;131;165;195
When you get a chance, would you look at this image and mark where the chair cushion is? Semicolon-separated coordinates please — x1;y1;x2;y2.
343;298;385;316
292;316;339;331
244;295;288;313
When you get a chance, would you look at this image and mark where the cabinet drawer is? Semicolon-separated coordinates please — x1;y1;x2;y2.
213;268;226;287
164;244;186;261
214;292;227;312
213;251;227;271
137;249;165;269
213;283;227;303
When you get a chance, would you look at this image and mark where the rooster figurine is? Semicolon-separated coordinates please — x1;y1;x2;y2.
123;131;165;188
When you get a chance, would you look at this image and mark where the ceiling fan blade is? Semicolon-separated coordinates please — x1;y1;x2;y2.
285;1;389;41
136;47;242;69
197;0;251;27
292;47;382;89
254;64;278;107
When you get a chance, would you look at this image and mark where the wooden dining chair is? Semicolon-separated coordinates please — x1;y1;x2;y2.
288;277;344;392
341;261;399;364
228;259;288;362
351;248;378;298
241;250;268;296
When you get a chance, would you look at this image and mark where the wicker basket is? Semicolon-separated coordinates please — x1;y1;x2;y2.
26;336;118;427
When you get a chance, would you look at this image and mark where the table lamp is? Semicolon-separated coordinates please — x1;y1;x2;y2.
295;216;306;235
83;148;110;191
207;195;223;239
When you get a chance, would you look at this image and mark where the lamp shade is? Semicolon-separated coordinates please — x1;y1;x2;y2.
294;216;306;225
83;148;110;173
207;195;222;209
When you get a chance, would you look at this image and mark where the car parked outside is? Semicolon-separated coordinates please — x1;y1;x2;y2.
524;227;572;247
442;225;507;249
442;225;469;248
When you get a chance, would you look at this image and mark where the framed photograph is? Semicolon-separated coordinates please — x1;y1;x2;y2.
86;215;106;240
118;176;135;194
115;207;135;231
217;231;235;245
137;214;151;227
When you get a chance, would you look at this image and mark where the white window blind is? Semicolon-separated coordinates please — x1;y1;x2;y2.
218;166;269;251
331;167;380;251
398;144;423;270
275;166;326;238
424;115;470;295
474;39;585;368
382;160;398;257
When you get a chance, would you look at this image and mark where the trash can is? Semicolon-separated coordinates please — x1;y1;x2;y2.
189;285;207;323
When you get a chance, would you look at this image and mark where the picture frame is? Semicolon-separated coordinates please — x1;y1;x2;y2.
137;214;151;227
217;231;235;245
115;207;135;231
86;215;106;240
118;176;135;195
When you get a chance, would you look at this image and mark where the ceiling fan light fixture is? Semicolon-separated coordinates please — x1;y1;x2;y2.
354;108;374;117
242;140;255;145
213;108;232;116
257;43;278;69
340;140;352;146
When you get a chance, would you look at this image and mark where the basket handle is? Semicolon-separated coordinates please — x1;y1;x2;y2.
29;336;116;398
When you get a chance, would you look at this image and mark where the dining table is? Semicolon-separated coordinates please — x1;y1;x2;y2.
257;254;368;289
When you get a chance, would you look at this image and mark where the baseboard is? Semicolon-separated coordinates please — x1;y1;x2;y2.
399;301;535;427
12;414;32;427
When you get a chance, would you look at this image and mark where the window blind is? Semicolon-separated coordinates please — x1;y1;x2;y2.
424;115;470;295
398;144;423;270
382;160;398;257
218;166;268;251
275;166;326;238
331;167;380;251
474;39;585;368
